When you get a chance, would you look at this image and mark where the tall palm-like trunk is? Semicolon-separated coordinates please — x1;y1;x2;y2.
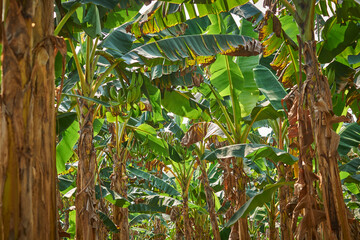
230;158;250;240
278;163;292;240
182;190;192;240
198;161;220;240
301;42;351;239
112;153;129;240
277;119;293;240
0;1;57;239
286;0;353;238
75;100;97;240
237;173;249;240
109;120;130;240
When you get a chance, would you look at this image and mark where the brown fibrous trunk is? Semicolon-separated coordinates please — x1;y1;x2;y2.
302;42;352;239
0;1;57;239
284;41;355;239
182;191;192;240
198;160;221;240
278;163;293;240
112;153;129;240
75;100;97;239
231;158;250;240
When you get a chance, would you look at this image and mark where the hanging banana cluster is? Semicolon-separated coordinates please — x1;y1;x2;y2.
126;72;143;104
109;85;125;105
106;72;143;106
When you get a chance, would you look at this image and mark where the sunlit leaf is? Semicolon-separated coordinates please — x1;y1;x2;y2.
318;16;360;63
56;112;77;135
134;124;169;156
56;121;80;173
130;0;249;37
162;90;206;119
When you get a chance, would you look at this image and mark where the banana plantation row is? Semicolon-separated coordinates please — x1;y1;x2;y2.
1;0;360;239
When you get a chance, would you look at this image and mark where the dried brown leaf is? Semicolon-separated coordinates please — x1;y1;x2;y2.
181;122;209;147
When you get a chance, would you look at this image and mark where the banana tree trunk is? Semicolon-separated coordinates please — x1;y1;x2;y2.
237;190;249;240
278;164;292;240
182;190;192;240
276;119;293;240
269;196;278;240
233;158;250;240
229;182;249;240
0;0;57;239
198;161;220;240
302;42;351;239
112;154;129;240
175;219;184;240
75;100;97;240
290;0;352;238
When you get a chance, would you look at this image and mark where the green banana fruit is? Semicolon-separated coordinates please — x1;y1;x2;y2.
131;87;137;103
131;103;141;117
137;74;143;87
109;86;118;100
127;89;133;103
117;90;125;105
129;72;137;89
141;135;149;146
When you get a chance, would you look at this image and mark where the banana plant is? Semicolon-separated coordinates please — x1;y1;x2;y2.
118;5;266;239
181;122;228;240
55;2;147;238
261;1;360;238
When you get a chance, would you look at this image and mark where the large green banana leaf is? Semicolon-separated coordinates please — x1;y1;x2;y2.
151;65;205;88
237;55;260;117
203;143;297;165
130;0;249;37
339;158;360;174
230;2;263;24
223;181;294;228
253;65;287;111
128;203;168;214
162;90;210;120
129;214;151;226
128;166;180;196
98;210;119;233
243;101;283;123
142;77;164;123
338;123;360;156
318;16;360;63
210;55;243;97
121;34;261;67
101;24;137;57
133;123;169;156
161;109;185;140
56;121;79;173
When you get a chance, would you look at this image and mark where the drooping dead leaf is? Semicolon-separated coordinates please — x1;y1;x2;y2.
181;122;209;147
181;122;226;148
223;38;262;57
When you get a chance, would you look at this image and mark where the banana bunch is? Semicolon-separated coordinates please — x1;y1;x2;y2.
108;85;126;105
126;72;143;104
